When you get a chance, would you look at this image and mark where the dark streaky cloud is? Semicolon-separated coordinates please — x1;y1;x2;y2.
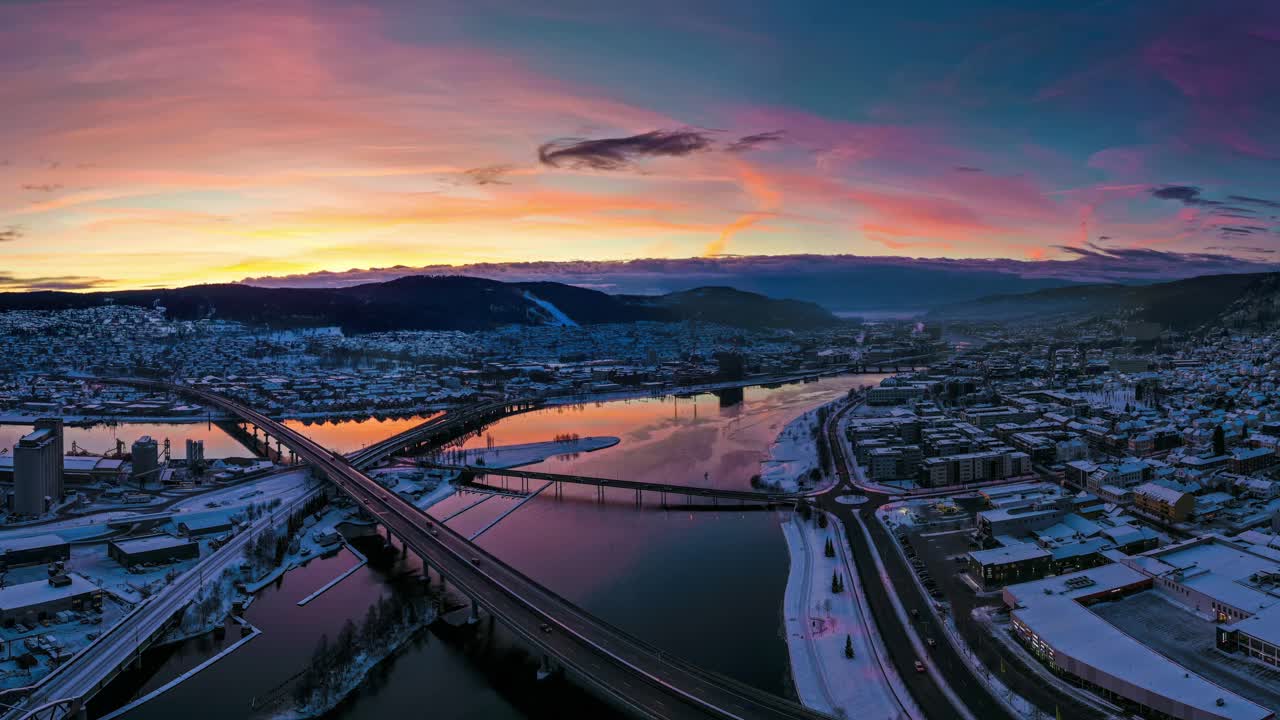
1229;195;1280;209
0;226;24;243
460;165;513;185
20;183;62;193
726;130;785;153
1150;185;1221;206
0;273;108;291
538;129;713;170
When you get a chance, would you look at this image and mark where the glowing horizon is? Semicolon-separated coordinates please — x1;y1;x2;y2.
3;1;1279;292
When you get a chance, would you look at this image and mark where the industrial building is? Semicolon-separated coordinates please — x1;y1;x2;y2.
177;515;236;537
131;436;160;484
185;438;205;466
108;534;199;568
0;573;101;626
0;534;70;570
13;419;64;516
0;455;125;485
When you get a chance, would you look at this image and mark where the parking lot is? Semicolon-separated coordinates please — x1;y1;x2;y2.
884;496;1112;720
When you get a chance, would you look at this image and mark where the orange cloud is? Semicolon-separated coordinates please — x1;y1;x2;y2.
704;161;781;256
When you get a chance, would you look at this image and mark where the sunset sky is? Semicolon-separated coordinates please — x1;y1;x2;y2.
3;0;1279;291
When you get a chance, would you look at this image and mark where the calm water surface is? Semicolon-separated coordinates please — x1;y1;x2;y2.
109;375;881;719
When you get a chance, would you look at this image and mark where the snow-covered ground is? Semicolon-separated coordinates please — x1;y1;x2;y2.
782;512;918;720
452;436;618;469
758;408;826;492
521;291;579;328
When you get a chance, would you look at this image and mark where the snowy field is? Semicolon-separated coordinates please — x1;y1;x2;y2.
758;408;821;491
453;436;618;468
781;513;918;720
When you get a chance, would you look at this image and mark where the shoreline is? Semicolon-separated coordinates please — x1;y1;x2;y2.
2;366;884;430
780;511;919;719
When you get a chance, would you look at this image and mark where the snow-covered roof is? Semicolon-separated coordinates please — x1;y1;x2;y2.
0;573;97;613
110;534;195;554
969;543;1050;566
1006;565;1272;720
0;534;67;553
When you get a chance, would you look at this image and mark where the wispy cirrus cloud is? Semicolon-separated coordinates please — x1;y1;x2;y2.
725;130;785;153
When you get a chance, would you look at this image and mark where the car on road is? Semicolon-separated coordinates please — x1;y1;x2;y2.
926;637;937;648
914;660;926;673
539;623;552;634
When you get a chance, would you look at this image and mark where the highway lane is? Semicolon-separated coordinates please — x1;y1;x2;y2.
815;401;1015;720
347;400;519;469
425;464;801;503
10;488;320;720
115;380;831;720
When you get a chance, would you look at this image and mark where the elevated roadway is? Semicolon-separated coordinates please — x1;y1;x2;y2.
426;463;801;504
8;489;320;720
96;379;830;720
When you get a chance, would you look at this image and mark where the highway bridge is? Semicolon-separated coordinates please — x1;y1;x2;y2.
425;463;803;505
346;399;541;469
90;379;831;720
6;489;321;720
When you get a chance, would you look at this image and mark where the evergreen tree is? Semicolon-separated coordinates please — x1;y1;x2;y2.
824;538;835;558
831;571;843;593
817;513;828;529
845;634;854;658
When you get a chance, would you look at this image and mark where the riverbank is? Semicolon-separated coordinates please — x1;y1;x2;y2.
758;407;824;492
271;597;438;720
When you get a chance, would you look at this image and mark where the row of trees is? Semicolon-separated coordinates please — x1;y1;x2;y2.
243;493;330;575
293;590;432;707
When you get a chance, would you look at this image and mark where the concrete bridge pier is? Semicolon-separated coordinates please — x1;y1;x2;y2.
537;653;554;681
468;597;480;624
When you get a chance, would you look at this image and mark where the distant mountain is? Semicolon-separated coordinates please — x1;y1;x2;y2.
929;272;1271;330
0;276;841;332
620;286;838;329
239;252;1280;314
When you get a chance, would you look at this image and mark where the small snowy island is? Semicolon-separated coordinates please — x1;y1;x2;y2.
450;435;620;469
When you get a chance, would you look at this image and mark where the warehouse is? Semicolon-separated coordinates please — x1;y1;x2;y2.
0;455;124;484
108;534;199;568
1005;565;1272;720
0;574;101;626
177;515;236;537
0;534;70;570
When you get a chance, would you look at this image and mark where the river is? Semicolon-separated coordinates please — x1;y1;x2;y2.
97;374;882;719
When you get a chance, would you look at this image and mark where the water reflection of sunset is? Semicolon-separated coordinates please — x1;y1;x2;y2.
282;413;441;454
457;377;880;492
433;376;885;692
